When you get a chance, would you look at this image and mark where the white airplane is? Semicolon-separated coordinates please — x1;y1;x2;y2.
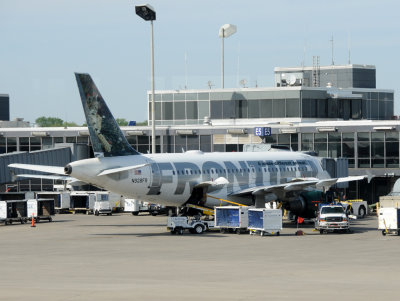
9;73;367;217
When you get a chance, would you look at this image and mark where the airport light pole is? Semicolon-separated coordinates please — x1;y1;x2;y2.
219;24;237;89
135;4;156;154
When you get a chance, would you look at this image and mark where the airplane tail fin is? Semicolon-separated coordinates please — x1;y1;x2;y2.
75;73;140;157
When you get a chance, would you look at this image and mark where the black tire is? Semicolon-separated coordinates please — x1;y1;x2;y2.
20;219;25;224
151;212;157;216
132;212;139;216
220;228;225;234
178;228;184;235
170;230;176;235
382;230;387;236
4;220;8;226
276;232;280;236
49;217;53;222
194;224;204;234
320;229;324;234
358;206;366;218
95;210;99;216
108;213;112;216
236;228;241;235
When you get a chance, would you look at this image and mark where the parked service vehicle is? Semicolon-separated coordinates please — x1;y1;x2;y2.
315;204;350;234
93;194;112;216
339;200;368;218
124;199;150;215
167;216;214;235
378;207;400;235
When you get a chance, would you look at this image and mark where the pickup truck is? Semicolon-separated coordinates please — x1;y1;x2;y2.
315;204;350;234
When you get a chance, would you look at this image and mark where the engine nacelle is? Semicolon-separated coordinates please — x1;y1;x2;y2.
285;191;324;218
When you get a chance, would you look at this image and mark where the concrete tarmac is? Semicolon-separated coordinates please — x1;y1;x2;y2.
1;213;399;301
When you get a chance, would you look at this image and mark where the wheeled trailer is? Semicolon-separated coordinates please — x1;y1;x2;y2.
167;216;214;235
0;200;28;225
248;208;282;236
215;206;249;234
379;207;400;236
27;199;55;223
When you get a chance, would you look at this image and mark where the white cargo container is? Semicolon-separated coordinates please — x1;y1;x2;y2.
248;208;282;236
70;191;96;214
35;192;70;213
215;206;249;234
27;199;55;222
0;200;28;225
378;207;400;235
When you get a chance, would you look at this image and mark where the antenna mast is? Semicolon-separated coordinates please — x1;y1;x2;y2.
330;35;334;65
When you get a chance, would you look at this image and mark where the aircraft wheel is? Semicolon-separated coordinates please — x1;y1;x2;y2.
382;230;387;236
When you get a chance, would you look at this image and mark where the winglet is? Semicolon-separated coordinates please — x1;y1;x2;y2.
75;73;140;157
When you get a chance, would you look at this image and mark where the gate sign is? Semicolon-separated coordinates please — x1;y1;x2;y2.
254;127;272;136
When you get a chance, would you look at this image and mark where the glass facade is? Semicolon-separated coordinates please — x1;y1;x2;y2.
150;88;394;125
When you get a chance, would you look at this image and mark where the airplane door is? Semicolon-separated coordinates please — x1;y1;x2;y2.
149;162;161;188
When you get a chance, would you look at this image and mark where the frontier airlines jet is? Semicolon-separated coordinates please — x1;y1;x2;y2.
9;73;367;217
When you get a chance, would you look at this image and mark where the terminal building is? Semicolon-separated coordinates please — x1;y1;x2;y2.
0;64;397;204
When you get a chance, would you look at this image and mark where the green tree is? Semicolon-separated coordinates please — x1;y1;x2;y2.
35;116;64;127
116;118;129;126
136;120;148;126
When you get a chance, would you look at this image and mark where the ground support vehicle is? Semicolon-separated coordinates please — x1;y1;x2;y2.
0;200;28;225
35;192;70;214
124;199;150;215
69;192;95;214
339;200;368;218
215;206;249;234
378;207;400;236
167;216;214;235
27;199;55;222
315;204;350;234
93;195;112;216
248;208;282;236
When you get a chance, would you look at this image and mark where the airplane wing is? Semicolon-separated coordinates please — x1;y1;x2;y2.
97;163;150;176
231;175;368;197
8;163;65;175
15;174;75;181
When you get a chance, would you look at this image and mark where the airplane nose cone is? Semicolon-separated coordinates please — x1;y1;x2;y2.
64;164;72;175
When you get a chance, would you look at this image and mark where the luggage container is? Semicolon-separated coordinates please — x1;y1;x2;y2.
35;192;70;214
70;192;95;214
27;199;55;222
248;208;282;236
379;207;400;236
215;206;249;234
0;200;28;225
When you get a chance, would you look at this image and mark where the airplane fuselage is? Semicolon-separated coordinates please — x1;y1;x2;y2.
67;150;324;208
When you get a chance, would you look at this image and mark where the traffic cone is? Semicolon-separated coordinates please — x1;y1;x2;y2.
31;213;36;227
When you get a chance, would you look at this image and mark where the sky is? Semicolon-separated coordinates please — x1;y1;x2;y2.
0;0;399;125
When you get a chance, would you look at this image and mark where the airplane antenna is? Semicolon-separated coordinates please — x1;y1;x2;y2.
330;35;334;65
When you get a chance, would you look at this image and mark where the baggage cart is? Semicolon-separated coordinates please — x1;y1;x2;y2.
70;192;95;214
215;206;249;234
27;199;55;222
0;200;28;225
379;207;400;236
35;192;70;214
167;216;214;235
248;208;282;236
